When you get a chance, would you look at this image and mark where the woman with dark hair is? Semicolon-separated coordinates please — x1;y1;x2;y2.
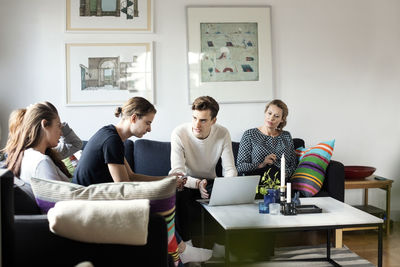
72;96;169;185
5;102;81;183
236;99;297;179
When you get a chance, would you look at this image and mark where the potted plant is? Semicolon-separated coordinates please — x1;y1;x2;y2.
257;168;281;205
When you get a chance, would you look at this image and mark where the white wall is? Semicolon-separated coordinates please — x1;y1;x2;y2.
1;0;399;219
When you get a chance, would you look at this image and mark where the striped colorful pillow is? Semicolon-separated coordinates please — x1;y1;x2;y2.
31;176;181;266
291;140;335;197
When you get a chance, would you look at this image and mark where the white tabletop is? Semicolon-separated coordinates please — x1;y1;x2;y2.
201;197;383;231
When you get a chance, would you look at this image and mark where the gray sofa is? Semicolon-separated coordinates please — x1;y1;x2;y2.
1;137;344;267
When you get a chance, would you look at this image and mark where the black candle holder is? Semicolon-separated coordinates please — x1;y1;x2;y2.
282;202;297;216
279;191;286;212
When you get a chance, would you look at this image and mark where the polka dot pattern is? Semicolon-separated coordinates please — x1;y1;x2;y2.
236;128;297;177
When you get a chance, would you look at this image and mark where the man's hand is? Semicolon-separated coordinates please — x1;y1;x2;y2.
198;179;209;199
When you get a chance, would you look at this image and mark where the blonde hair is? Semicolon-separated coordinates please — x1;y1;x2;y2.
2;108;27;156
6;102;71;178
264;99;289;131
114;97;156;119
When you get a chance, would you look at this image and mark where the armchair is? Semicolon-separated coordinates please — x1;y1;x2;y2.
0;169;171;267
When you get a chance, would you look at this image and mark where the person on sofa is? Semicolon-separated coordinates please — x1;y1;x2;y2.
236;99;297;179
234;99;298;261
169;95;237;251
72;97;184;185
1;108;26;158
1;109;27;168
1;107;82;168
72;96;212;265
5;102;82;183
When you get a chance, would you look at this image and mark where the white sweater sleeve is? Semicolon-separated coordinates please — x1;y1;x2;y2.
221;131;238;177
35;158;70;182
169;128;200;189
185;176;200;189
169;129;187;175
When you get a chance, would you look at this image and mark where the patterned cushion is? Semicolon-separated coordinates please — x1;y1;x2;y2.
31;176;180;265
291;140;335;197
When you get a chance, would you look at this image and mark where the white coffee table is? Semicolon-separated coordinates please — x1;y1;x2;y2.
200;197;383;267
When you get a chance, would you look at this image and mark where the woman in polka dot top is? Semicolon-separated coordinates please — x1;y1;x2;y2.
236;99;297;180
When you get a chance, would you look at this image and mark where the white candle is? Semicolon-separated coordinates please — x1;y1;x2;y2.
280;154;285;189
287;182;291;203
280;154;285;202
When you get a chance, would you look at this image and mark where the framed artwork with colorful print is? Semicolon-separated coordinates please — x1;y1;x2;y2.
187;6;273;103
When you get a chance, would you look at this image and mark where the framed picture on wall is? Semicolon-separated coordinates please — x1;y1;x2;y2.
66;0;153;32
66;43;154;106
187;6;273;103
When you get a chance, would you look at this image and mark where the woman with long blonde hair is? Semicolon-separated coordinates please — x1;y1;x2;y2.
6;102;81;183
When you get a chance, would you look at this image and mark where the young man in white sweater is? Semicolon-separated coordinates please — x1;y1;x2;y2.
169;96;237;258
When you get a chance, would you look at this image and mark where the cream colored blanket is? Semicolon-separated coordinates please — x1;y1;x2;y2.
48;199;150;245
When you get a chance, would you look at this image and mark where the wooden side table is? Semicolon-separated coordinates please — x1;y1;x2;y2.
335;175;393;248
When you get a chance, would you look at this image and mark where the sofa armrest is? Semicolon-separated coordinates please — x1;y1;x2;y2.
322;160;345;202
14;214;169;267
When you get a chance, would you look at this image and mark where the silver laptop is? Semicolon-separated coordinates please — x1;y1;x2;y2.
201;175;260;206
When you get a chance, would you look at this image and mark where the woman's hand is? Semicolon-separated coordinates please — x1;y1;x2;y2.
176;176;187;191
198;179;209;199
170;172;186;190
170;172;184;178
258;154;277;168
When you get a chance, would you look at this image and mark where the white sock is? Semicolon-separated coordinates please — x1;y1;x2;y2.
212;243;225;258
180;243;212;264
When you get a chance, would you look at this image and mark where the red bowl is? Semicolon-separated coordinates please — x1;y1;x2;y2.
344;166;376;180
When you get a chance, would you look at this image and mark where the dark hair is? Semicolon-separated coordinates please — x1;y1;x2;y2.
191;96;219;119
264;99;289;131
6;102;71;178
114;97;156;119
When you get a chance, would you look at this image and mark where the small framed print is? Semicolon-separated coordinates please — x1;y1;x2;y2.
66;42;154;105
66;0;153;32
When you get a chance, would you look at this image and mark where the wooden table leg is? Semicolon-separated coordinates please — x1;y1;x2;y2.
335;229;343;248
363;188;369;206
